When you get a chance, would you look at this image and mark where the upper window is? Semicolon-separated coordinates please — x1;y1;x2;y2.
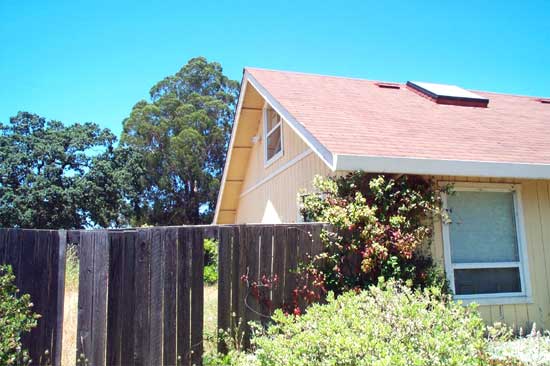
263;105;283;165
442;184;530;303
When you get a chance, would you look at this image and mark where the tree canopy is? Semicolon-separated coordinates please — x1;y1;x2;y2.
0;56;239;228
0;112;144;229
121;57;240;225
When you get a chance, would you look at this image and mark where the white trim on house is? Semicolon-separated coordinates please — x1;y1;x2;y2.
335;154;550;179
240;149;313;198
263;103;284;167
441;182;532;306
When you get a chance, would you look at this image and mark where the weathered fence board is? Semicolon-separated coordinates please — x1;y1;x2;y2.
177;227;192;365
190;228;205;366
76;231;109;366
163;228;178;366
0;229;66;366
106;232;123;366
120;232;137;366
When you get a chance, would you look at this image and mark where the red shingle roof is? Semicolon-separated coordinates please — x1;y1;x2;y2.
247;68;550;166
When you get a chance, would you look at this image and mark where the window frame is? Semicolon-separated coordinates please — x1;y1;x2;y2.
441;182;532;305
263;103;284;167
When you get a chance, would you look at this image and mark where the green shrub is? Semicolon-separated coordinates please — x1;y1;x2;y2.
488;323;550;366
295;173;450;310
204;238;218;284
247;282;488;366
0;265;40;365
204;265;218;285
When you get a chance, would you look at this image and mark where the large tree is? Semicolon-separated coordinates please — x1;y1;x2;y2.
0;112;143;229
121;57;240;225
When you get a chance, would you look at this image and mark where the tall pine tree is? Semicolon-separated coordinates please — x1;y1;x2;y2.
121;57;239;225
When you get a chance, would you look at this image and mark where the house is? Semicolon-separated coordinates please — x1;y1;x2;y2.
214;67;550;329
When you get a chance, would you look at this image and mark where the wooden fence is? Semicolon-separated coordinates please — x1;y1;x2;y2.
76;227;207;366
0;224;326;366
0;229;66;366
216;223;325;349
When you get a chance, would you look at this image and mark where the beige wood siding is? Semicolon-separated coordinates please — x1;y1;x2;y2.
230;121;550;328
432;176;550;330
235;120;332;223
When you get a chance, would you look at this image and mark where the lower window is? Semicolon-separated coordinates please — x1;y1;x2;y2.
442;184;530;302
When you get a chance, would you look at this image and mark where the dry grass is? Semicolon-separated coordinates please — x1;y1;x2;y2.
204;284;218;353
62;246;78;366
62;289;78;366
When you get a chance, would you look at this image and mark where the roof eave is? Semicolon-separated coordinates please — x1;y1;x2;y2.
334;154;550;179
213;73;248;224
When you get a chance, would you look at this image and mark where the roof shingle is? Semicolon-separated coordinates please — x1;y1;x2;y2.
247;68;550;165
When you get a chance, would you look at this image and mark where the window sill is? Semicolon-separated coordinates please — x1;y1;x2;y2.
264;151;284;168
456;296;533;306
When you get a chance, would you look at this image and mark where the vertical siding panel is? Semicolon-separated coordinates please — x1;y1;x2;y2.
236;152;331;224
515;304;530;332
521;180;545;329
492;305;503;324
501;305;517;329
536;180;550;327
478;306;492;325
431;217;444;266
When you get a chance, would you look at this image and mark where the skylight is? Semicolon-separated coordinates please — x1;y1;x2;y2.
407;81;489;107
375;82;400;89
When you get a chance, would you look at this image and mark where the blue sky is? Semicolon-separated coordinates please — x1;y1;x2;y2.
1;0;549;137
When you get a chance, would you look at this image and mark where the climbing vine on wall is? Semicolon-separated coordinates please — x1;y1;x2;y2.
292;172;451;310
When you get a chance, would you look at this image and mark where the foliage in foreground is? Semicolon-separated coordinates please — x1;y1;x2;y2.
250;282;487;366
488;323;550;366
292;172;450;311
0;265;39;365
204;238;218;284
205;282;529;366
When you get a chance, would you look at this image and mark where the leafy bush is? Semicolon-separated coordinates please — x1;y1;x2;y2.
488;323;550;366
296;172;450;309
204;238;218;284
246;282;489;366
0;265;40;365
